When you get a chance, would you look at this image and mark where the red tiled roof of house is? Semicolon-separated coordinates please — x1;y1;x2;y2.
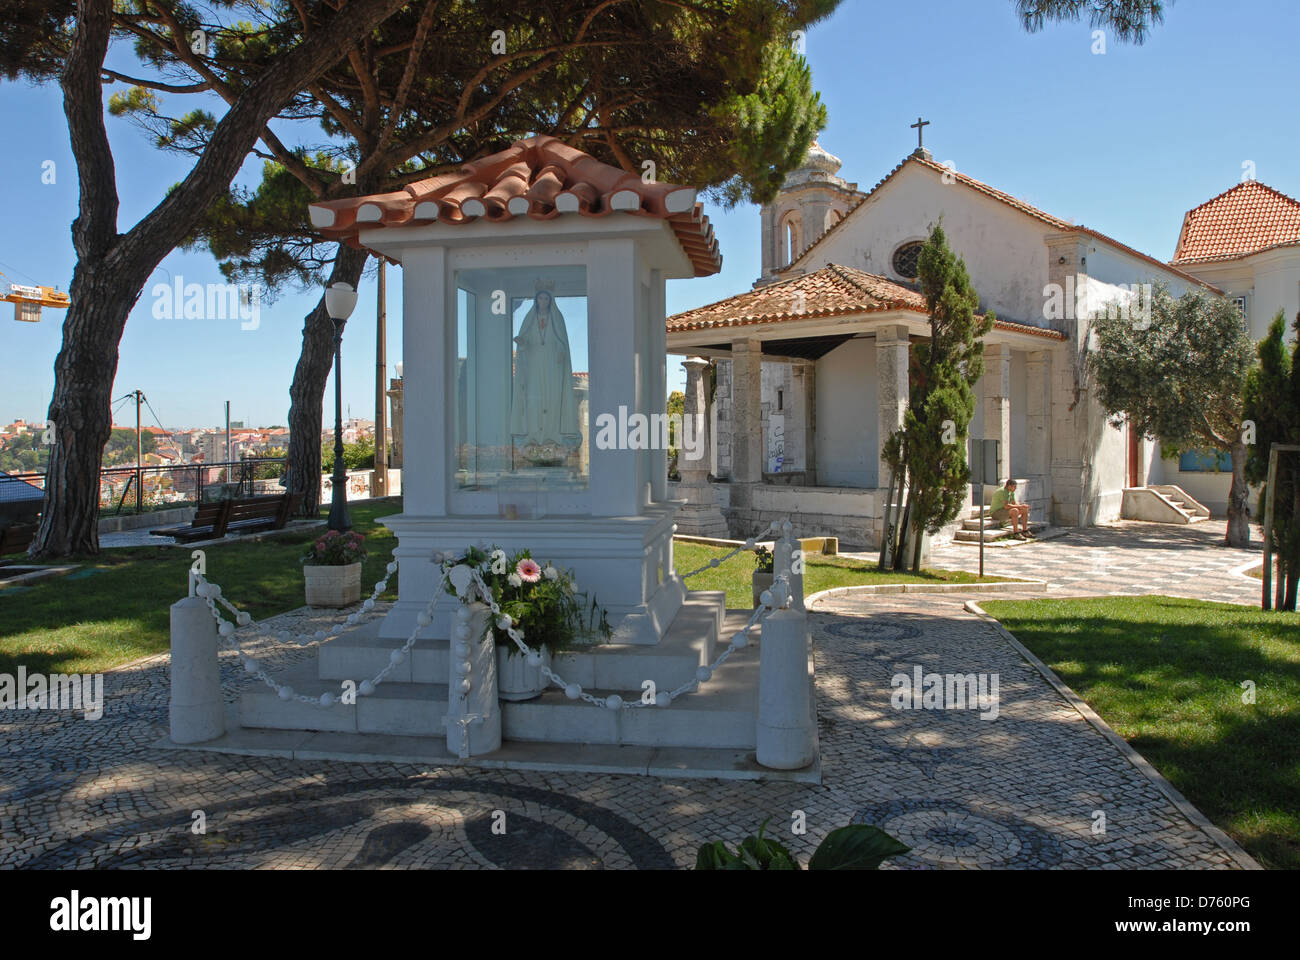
309;135;721;277
666;264;1065;340
1172;179;1300;264
787;152;1218;292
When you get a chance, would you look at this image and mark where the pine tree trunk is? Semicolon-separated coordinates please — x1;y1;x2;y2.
285;246;369;515
29;266;136;559
1225;441;1250;548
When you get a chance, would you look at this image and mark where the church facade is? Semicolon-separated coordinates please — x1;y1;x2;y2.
666;141;1293;548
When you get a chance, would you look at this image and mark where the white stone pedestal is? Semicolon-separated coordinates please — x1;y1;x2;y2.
380;505;684;646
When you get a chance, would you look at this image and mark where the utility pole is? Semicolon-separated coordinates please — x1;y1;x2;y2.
135;389;144;514
374;259;388;497
225;400;231;486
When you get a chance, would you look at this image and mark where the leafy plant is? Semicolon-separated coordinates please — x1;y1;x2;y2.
696;820;909;870
754;545;775;573
444;546;611;656
302;529;366;567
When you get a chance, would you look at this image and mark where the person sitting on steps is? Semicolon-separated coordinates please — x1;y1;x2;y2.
989;478;1032;540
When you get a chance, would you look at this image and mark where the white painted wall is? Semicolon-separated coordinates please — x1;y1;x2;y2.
796;163;1050;325
1010;351;1028;476
1179;246;1300;342
815;337;877;487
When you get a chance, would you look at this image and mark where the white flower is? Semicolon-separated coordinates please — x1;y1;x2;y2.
507;573;522;587
543;565;559;581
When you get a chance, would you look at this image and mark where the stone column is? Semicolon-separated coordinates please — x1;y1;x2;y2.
731;339;763;483
673;357;729;538
1045;234;1091;526
794;361;817;485
1025;350;1051;513
729;339;763;536
875;326;910;488
982;343;1012;486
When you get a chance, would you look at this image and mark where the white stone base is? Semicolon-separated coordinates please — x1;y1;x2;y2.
379;504;684;646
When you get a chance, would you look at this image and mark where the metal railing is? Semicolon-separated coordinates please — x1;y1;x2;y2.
0;458;288;515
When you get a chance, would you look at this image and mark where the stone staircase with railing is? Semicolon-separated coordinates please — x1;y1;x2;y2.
1122;484;1211;524
238;590;770;749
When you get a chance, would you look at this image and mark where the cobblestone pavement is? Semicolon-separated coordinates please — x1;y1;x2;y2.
0;587;1250;869
925;520;1262;605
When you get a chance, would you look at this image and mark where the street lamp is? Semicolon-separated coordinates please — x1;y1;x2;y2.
326;281;358;531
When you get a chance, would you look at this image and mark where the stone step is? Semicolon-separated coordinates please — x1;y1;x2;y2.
241;596;764;749
240;660;450;736
317;591;726;691
953;527;1013;542
504;618;760;749
961;518;1009;531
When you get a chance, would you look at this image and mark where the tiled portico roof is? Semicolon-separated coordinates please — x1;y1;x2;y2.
308;135;721;277
1172;179;1300;264
666;264;1065;340
785;152;1218;292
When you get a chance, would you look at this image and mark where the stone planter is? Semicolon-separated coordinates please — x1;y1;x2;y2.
752;570;775;609
496;643;552;702
304;561;362;608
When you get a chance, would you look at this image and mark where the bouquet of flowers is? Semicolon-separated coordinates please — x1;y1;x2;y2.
443;545;611;656
302;529;367;566
754;545;775;573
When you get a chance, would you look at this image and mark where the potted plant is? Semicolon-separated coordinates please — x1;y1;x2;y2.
446;546;610;701
301;530;367;608
752;545;775;609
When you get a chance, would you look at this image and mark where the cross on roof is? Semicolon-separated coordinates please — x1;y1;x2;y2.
910;116;930;150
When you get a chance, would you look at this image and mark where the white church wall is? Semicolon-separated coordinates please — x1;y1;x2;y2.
815;337;877;487
1251;248;1300;336
794;164;1052;326
1083;241;1202;300
1091;407;1129;523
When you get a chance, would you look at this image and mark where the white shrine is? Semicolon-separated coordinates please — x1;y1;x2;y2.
167;136;818;777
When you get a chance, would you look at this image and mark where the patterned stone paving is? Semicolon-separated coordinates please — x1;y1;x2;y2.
0;521;1257;869
927;519;1262;605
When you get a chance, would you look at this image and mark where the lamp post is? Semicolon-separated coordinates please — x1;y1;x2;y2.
326;281;358;531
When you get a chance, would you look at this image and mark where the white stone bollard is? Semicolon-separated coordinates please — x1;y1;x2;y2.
756;608;815;770
169;595;225;744
445;602;502;758
776;533;806;613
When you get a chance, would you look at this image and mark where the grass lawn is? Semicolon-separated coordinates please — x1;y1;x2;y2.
0;499;401;677
981;594;1300;870
674;541;1009;609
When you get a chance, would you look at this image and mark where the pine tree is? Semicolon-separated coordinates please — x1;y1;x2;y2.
883;223;994;572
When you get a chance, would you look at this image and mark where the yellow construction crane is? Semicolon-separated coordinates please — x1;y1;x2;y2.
2;271;70;322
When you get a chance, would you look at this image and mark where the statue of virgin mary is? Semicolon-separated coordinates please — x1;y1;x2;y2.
509;287;581;464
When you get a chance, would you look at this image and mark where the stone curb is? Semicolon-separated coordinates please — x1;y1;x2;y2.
805;578;1045;607
964;599;1264;871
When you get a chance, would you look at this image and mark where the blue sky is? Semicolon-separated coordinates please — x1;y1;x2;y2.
1;0;1297;429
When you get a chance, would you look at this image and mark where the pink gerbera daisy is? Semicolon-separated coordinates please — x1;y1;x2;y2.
516;558;542;583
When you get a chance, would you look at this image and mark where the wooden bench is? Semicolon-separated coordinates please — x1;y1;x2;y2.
150;492;303;543
225;494;291;535
0;523;38;557
151;500;232;543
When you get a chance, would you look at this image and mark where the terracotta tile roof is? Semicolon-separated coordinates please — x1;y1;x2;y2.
308;135;721;277
666;264;1065;340
1172;179;1300;264
787;152;1218;292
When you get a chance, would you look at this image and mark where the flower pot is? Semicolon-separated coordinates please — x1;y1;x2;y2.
496;643;551;702
752;570;775;609
304;561;362;608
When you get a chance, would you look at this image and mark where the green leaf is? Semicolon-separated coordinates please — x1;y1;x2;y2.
694;841;738;870
808;825;911;870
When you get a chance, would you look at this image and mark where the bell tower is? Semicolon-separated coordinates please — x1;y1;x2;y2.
756;140;860;286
